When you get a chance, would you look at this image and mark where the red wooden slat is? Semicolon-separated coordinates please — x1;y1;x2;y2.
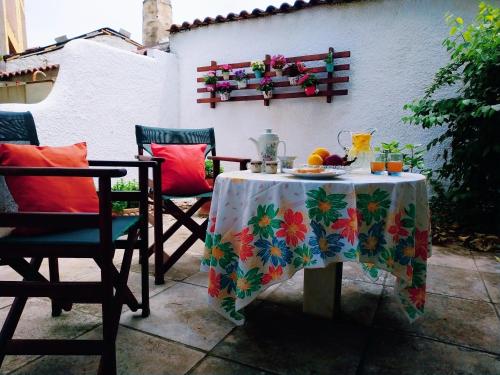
196;89;348;103
196;76;349;93
196;51;350;71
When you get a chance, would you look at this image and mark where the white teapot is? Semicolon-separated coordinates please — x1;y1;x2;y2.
249;129;286;162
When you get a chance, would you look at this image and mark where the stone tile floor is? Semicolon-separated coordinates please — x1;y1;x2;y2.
1;229;499;375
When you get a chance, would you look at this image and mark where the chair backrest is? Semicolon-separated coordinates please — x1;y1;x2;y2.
0;111;39;145
135;125;216;157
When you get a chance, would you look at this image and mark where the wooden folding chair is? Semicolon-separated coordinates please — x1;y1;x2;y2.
0;158;155;375
135;125;250;285
0;110;69;317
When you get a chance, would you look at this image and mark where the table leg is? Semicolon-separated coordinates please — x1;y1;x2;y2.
303;262;343;319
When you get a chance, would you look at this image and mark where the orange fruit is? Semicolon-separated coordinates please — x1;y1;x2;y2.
307;153;323;166
312;147;330;160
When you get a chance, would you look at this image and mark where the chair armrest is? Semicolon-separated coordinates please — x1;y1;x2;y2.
208;156;250;178
208;156;251;163
88;160;157;168
135;155;164;164
0;166;127;178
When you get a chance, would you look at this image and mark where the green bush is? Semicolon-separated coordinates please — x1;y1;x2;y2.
205;160;223;179
402;3;500;233
111;179;139;213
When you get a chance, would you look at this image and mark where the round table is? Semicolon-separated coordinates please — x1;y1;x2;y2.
202;170;431;325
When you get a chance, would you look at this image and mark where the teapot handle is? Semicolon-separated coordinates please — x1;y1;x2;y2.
367;127;377;135
337;131;350;151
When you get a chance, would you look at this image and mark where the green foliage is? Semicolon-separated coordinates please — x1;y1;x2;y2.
204;160;223;179
111;179;139;213
374;141;428;173
402;3;500;232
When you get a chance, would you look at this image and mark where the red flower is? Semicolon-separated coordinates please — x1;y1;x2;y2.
236;227;254;261
415;229;429;261
276;209;307;247
209;217;216;233
409;286;426;309
388;211;409;242
262;265;283;285
208;269;221;297
406;264;413;280
331;208;359;245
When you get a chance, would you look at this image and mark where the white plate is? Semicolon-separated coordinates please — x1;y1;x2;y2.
284;167;346;179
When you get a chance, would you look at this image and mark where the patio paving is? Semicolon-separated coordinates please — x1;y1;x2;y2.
0;227;499;374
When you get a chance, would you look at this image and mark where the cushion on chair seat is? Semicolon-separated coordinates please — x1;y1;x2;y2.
0;217;139;246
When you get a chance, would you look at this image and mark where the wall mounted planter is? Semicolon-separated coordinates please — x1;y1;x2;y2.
196;47;350;108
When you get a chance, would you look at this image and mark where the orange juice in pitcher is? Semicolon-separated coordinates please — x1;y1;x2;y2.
338;128;377;173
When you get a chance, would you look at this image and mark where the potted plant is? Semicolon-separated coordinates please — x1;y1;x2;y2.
270;54;287;76
298;73;319;96
234;69;248;89
324;51;334;73
198;160;224;217
203;71;218;92
257;77;274;99
251;60;265;79
221;64;232;80
283;61;307;85
112;179;139;216
216;81;232;101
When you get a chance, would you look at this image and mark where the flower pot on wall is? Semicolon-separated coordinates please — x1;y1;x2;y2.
222;72;230;80
274;69;283;77
254;71;263;79
262;91;273;99
288;76;299;85
304;86;318;96
237;80;248;89
326;63;334;73
219;92;231;101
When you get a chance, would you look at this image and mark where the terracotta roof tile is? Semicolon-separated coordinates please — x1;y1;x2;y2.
0;64;59;79
169;0;359;33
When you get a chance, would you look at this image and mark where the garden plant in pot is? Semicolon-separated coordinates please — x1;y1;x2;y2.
257;77;274;99
216;81;232;101
324;51;334;72
271;54;287;76
251;60;265;79
234;69;248;89
112;179;139;216
299;73;319;96
198;160;224;217
203;71;217;92
284;61;307;85
221;64;232;80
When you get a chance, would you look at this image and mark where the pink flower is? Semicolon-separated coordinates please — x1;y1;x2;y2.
221;64;232;72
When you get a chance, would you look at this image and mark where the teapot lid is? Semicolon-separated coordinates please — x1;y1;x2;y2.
264;128;273;133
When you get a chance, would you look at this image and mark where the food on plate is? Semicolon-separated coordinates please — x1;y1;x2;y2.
296;167;324;174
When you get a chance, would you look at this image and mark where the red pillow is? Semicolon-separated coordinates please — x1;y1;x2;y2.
0;142;99;217
151;143;212;196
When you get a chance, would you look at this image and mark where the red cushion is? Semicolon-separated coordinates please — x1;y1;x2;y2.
0;142;99;217
151;143;212;196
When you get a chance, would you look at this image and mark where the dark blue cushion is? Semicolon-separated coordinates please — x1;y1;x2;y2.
0;217;139;246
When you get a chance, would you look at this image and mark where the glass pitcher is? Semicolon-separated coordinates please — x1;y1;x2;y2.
337;128;377;173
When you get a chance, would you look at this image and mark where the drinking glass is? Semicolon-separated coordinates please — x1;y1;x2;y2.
387;153;404;175
370;153;386;174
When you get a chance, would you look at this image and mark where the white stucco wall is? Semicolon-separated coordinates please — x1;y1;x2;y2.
168;0;487;168
0;38;176;178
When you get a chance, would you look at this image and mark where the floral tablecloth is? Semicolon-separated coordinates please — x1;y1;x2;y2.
202;170;431;325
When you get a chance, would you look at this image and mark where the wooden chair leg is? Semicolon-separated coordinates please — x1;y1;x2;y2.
153;167;165;285
0;257;43;366
48;257;63;317
100;257;117;375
